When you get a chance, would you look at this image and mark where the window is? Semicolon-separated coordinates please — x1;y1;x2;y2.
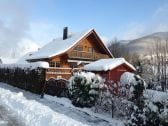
49;62;60;67
56;62;60;67
49;62;55;67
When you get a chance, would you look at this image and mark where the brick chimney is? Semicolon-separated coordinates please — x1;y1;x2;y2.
63;27;68;40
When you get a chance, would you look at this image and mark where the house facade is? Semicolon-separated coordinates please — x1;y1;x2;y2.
27;27;113;80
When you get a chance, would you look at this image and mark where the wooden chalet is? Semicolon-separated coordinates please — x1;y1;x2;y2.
27;27;113;80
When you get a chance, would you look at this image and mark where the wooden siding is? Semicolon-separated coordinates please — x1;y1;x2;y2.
34;31;112;80
68;51;109;60
67;33;111;60
93;63;135;82
109;64;135;82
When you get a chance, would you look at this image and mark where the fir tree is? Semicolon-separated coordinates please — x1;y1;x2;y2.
69;72;101;108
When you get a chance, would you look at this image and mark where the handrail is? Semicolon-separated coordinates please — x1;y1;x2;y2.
46;67;81;75
68;50;109;60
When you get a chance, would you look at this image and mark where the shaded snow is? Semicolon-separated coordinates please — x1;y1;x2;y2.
84;58;136;71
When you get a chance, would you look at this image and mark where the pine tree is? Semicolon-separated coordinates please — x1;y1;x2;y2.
69;72;101;107
128;75;146;126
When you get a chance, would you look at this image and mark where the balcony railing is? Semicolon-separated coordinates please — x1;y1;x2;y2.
46;67;80;75
68;51;109;60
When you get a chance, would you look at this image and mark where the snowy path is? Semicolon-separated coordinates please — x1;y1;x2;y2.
0;83;123;126
0;105;25;126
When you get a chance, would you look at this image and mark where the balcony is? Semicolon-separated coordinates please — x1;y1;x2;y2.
46;67;72;75
46;67;81;80
68;50;109;60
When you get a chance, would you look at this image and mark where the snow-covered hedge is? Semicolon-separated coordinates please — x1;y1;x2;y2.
69;72;104;107
0;64;46;94
0;61;49;69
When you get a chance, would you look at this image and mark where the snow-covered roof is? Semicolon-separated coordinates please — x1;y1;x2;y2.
83;58;136;71
27;29;112;60
17;52;36;64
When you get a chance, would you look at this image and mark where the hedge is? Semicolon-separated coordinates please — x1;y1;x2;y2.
0;67;46;94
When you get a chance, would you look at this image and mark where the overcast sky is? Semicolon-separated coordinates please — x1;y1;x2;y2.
0;0;168;47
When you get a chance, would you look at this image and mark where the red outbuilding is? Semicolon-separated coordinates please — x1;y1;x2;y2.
84;58;136;95
84;58;136;83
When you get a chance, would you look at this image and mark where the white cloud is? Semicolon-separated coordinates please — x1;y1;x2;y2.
119;4;168;40
0;1;41;58
0;2;33;58
29;22;61;46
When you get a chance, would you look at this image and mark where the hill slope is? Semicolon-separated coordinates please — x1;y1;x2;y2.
120;32;168;55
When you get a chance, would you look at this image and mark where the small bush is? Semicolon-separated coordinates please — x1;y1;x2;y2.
69;72;103;108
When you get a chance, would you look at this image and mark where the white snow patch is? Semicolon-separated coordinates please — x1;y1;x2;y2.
144;89;168;102
0;58;18;64
0;83;88;126
120;72;136;86
84;58;136;71
0;61;49;69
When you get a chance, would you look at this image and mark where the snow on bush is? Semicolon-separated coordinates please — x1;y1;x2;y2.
145;89;168;103
144;90;168;125
94;80;134;119
69;72;104;107
120;72;146;99
127;76;168;126
120;72;136;86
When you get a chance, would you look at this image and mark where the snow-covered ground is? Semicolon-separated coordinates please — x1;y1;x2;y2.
0;105;25;126
144;89;168;102
0;82;124;126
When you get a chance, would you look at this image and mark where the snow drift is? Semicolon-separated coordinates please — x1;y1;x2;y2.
0;83;88;126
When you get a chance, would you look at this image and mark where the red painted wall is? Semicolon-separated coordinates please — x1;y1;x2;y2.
92;63;135;95
95;63;135;82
